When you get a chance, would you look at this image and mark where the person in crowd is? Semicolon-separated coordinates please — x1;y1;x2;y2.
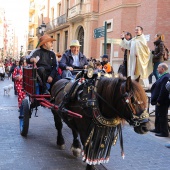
29;34;57;94
120;26;153;87
165;78;170;148
8;60;17;78
151;33;166;81
94;61;105;73
101;54;113;74
59;40;88;78
4;59;12;76
56;52;62;79
120;32;132;77
0;60;5;81
8;60;18;95
150;63;170;137
12;58;26;109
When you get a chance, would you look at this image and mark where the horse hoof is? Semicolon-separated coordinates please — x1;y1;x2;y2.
57;135;65;147
71;146;81;157
86;164;96;170
57;144;65;150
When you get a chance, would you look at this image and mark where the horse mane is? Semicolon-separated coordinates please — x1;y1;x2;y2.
97;76;147;118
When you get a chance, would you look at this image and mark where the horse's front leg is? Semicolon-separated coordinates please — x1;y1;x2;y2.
52;110;65;150
71;129;82;157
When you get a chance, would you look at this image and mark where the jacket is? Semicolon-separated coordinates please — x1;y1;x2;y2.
151;73;170;106
152;39;165;63
59;50;88;70
29;48;57;78
103;62;112;73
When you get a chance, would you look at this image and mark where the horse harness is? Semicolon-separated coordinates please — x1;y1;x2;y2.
57;72;149;164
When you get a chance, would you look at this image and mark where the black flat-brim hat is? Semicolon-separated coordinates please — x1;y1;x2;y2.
101;54;108;58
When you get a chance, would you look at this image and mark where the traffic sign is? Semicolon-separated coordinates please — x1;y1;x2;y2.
94;26;105;39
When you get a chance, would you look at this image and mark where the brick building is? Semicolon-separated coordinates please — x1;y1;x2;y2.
33;0;170;71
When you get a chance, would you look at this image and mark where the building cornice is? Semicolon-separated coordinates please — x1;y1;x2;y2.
99;3;141;16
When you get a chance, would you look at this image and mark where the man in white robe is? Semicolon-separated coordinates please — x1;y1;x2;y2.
121;26;153;87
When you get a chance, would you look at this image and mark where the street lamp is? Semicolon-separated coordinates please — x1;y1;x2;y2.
20;45;23;57
38;22;46;36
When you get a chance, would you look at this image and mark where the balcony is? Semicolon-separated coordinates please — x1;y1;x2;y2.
46;14;68;32
28;34;34;38
67;3;85;22
29;2;35;14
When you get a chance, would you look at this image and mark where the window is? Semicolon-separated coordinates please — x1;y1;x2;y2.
58;3;61;16
57;34;60;52
51;8;54;20
77;27;84;54
64;31;68;51
66;0;69;16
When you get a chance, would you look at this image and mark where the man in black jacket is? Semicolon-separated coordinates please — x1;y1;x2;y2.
29;34;57;94
150;63;170;137
59;40;88;78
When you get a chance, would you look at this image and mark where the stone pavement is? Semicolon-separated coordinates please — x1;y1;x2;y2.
0;79;86;170
0;78;170;170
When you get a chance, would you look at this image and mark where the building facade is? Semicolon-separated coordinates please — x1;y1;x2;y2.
28;0;39;54
0;8;19;60
32;0;170;71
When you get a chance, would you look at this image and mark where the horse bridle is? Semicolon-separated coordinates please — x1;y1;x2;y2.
119;82;149;127
91;77;149;127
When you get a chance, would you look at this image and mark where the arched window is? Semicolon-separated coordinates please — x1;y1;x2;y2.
77;26;84;54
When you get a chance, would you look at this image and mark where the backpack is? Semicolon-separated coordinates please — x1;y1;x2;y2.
163;45;169;61
165;80;170;100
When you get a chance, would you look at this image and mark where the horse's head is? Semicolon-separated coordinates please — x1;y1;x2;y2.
97;76;150;134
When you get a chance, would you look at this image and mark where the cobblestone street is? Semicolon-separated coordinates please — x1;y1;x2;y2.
0;78;170;170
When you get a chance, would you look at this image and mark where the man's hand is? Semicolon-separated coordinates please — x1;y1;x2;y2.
30;58;36;63
121;47;125;52
15;75;22;81
156;102;160;106
30;58;37;67
66;66;73;71
47;76;53;83
121;32;125;39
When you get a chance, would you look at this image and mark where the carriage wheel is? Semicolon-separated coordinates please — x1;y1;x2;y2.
19;99;30;137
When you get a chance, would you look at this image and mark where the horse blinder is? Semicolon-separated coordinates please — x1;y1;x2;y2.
121;89;149;127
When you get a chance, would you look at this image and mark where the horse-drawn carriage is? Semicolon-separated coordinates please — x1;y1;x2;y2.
19;66;150;170
19;67;82;136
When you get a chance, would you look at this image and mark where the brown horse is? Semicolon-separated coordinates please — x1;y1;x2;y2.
51;74;150;170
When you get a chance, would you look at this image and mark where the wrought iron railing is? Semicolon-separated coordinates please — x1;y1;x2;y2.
46;14;67;32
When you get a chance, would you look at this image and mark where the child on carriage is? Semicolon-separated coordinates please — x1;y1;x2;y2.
13;58;27;109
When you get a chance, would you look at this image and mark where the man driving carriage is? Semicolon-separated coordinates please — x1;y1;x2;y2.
28;34;58;94
59;40;88;78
